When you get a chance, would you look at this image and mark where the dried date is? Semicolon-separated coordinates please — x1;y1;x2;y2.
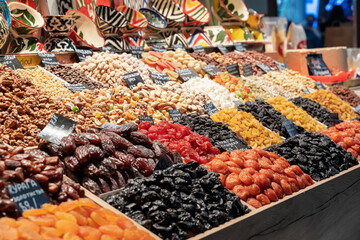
127;145;155;158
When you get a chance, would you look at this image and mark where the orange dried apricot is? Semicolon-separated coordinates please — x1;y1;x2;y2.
99;225;124;238
23;208;48;218
28;214;56;227
55;219;79;234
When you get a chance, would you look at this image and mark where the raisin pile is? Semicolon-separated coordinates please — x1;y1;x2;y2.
265;132;358;181
237;98;305;138
138;121;220;164
0;145;84;218
177;113;251;152
40;123;182;195
105;161;249;240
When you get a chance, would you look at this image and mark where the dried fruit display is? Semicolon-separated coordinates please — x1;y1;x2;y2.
328;85;360;108
213;72;255;102
211;109;283;148
106;161;249;239
206;149;314;208
40;123;182;195
0;145;84;218
237;98;305;138
177;113;251;152
290;97;340;127
265;132;358;181
0;198;155;239
138;121;220;164
304;90;358;121
207;52;238;72
321;121;360;161
225;52;262;75
189;52;227;72
241;78;276;100
266;96;326;132
243;51;278;71
142;51;179;81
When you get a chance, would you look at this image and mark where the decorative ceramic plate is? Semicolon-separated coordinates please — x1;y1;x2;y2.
186;29;212;47
213;0;249;22
161;31;188;48
174;0;210;24
44;35;75;52
95;5;128;34
7;36;45;53
0;0;11;27
76;0;96;21
124;35;148;48
0;14;9;48
117;5;148;33
105;36;129;51
57;0;73;15
152;0;185;22
139;8;166;33
204;26;233;46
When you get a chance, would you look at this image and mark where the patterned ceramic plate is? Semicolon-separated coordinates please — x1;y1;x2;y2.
161;31;188;48
186;29;212;47
76;0;96;21
0;0;11;27
95;5;128;34
174;0;210;24
152;0;185;22
118;5;148;33
204;26;233;46
124;35;148;48
7;36;45;53
105;35;129;51
139;8;166;32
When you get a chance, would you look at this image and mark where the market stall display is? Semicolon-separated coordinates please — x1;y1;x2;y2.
328;85;360;108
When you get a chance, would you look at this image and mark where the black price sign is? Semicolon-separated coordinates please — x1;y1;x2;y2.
234;42;246;52
257;64;274;73
122;71;145;90
243;64;253;77
173;44;186;51
315;81;326;90
275;61;289;71
99;122;120;129
217;138;249;152
99;45;116;54
203;102;218;116
37;113;77;145
129;46;144;59
38;52;59;66
192;45;206;53
306;53;332;76
139;116;154;125
75;48;93;62
302;88;310;94
330;113;341;126
217;44;229;55
152;44;166;53
201;65;222;77
175;68;199;82
233;100;244;107
65;83;94;93
282;120;298;137
355;105;360;114
8;180;50;214
168;109;182;122
154;153;173;171
0;55;24;69
226;63;240;77
150;71;171;85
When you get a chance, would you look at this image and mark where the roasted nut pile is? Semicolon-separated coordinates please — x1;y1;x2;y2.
0;145;84;218
238;98;305;138
207;52;238;70
290;97;339;127
243;51;278;71
304;90;358;121
74;52;155;87
106;161;249;240
262;70;317;96
16;68;73;99
44;65;106;89
265;132;358;181
189;52;227;72
206;149;314;208
226;52;261;75
266;96;326;132
328;85;360;107
40;123;182;195
211;109;283;148
322;121;360;161
240;78;276;100
177;113;251;152
183;77;236;109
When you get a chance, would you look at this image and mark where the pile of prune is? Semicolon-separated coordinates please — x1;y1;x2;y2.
290;97;340;127
0;145;84;218
40;123;183;195
265;132;358;181
106;161;249;239
177;113;251;152
237;99;305;138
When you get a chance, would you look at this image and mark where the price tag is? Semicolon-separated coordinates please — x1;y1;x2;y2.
168;109;182;122
282;120;298;137
122;71;145;90
99;45;116;54
315;81;326;90
37;113;77;145
150;71;171;85
173;44;186;51
154;153;173;171
65;83;94;93
257;64;274;73
139;116;154;125
234;42;246;52
8;180;50;214
233;100;244;107
302;88;310;94
201;65;222;77
243;64;253;77
38;52;59;66
99;122;120;129
203;102;218;116
152;45;166;53
192;45;206;53
355;105;360;114
129;46;144;59
330;113;341;126
75;48;93;62
226;63;240;77
275;61;289;71
306;53;332;76
0;55;24;69
217;138;249;152
175;68;199;82
217;44;229;55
